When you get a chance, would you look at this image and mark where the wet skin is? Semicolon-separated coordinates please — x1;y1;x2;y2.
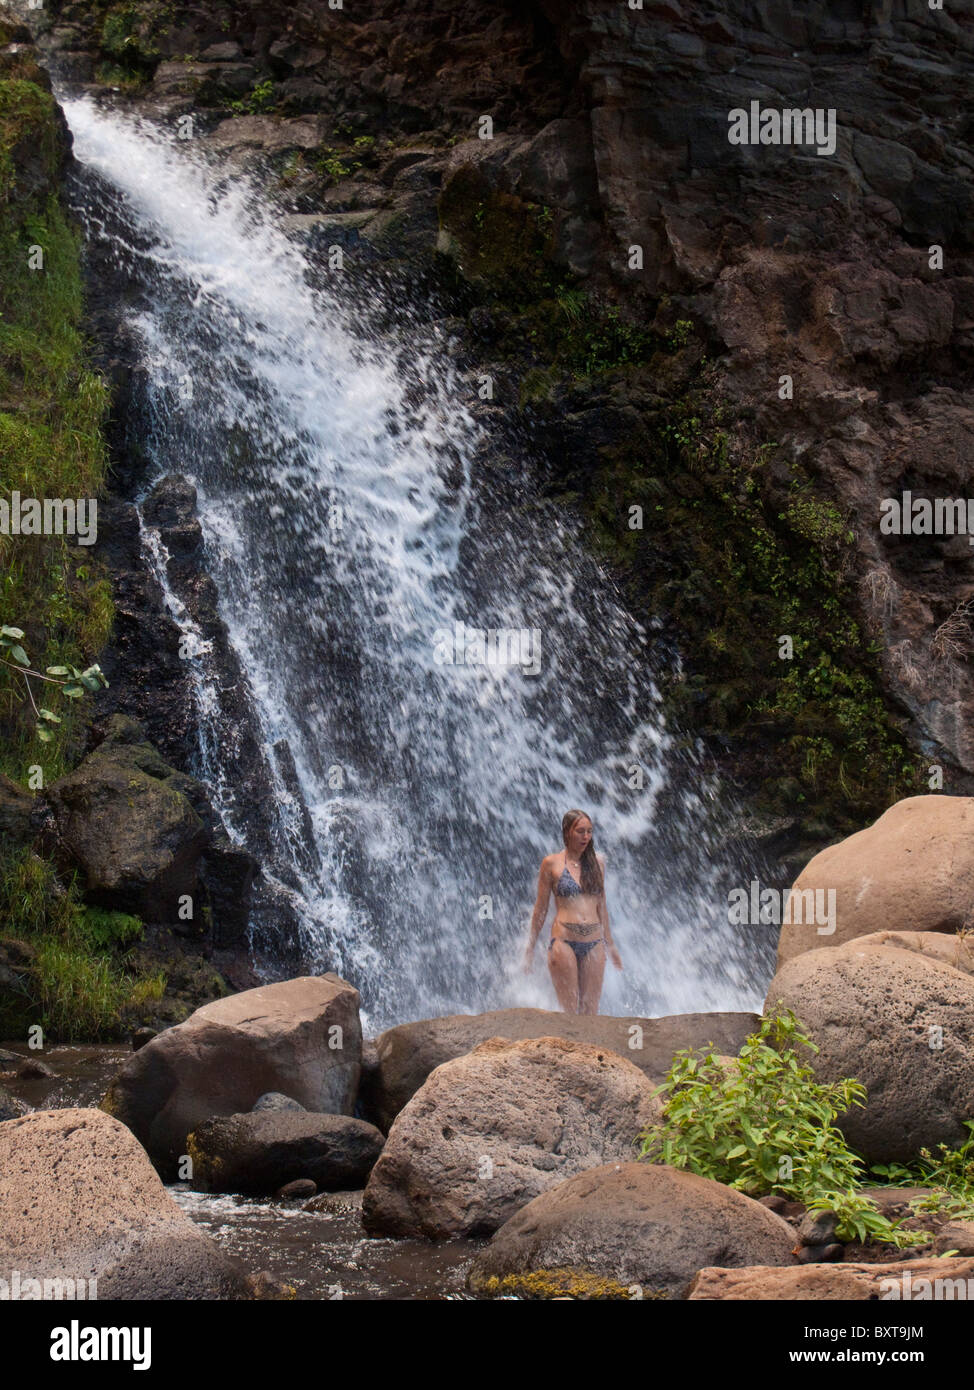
524;816;623;1014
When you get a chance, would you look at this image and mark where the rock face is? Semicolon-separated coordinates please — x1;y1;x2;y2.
46;714;210;919
102;974;362;1177
0;772;34;844
188;1110;384;1194
688;1256;974;1301
765;939;974;1163
777;797;974;968
35;0;974;812
0;1085;29;1122
468;1161;797;1299
361;1008;758;1131
0;1108;248;1299
362;1036;663;1239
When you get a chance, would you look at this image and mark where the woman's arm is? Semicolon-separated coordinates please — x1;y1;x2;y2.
523;858;552;970
598;855;622;970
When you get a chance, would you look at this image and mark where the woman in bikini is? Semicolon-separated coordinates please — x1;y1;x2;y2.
522;808;623;1014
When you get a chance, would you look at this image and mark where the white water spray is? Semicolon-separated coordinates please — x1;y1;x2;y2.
64;96;769;1028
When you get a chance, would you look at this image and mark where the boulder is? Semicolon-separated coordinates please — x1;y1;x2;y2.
0;772;34;843
468;1162;797;1299
102;974;361;1177
688;1256;974;1300
361;1007;758;1131
0;1109;249;1298
46;715;211;918
278;1179;317;1201
188;1111;383;1194
765;940;974;1162
777;796;974;968
362;1036;663;1239
0;1085;29;1122
252;1091;305;1113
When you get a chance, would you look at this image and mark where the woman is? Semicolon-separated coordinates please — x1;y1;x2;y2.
523;809;623;1014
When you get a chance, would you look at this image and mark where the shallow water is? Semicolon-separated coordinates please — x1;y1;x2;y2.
2;1042;482;1300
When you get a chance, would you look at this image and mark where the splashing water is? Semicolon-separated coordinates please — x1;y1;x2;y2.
64;96;770;1029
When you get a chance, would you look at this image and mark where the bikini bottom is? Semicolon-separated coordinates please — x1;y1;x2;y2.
549;936;605;961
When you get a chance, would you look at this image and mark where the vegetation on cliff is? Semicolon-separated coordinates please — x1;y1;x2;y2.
437;177;915;836
0;71;160;1041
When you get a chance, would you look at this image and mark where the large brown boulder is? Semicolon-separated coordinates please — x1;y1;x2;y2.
765;939;974;1162
102;974;361;1177
468;1162;797;1299
361;1007;758;1131
362;1036;663;1239
777;796;974;969
188;1110;384;1194
46;715;210;918
688;1256;974;1300
0;1108;248;1298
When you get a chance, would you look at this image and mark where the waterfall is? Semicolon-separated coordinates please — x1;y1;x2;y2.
64;96;772;1029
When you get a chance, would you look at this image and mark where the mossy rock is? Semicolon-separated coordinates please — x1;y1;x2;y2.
471;1266;650;1300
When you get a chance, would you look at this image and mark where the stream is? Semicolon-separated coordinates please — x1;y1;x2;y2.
2;1045;481;1300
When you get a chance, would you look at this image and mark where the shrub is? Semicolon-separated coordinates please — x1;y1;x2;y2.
639;1009;928;1248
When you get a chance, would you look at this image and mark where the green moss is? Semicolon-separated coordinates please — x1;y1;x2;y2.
438;170;658;379
579;393;914;828
98;3;159;81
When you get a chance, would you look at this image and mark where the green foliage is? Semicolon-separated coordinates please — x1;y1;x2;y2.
0;624;107;742
313;145;361;183
229;78;276;116
872;1123;974;1225
586;399;911;827
0;848;161;1040
639;1010;927;1249
98;4;158;82
0;77;113;785
77;905;144;952
666;318;694;350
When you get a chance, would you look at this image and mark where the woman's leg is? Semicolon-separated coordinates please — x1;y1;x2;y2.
547;940;580;1013
577;942;607;1014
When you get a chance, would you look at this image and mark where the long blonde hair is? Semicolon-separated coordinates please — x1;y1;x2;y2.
562;809;603;895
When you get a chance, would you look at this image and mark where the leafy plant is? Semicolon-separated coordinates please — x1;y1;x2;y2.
873;1122;974;1224
0;624;107;741
230;78;276;116
639;1009;927;1249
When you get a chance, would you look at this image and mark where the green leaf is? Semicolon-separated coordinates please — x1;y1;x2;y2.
9;645;29;666
36;726;53;742
38;709;61;723
62;683;85;699
45;666;70;677
0;625;24;639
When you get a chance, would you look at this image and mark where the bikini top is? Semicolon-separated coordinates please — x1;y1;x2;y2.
553;859;600;898
554;866;582;898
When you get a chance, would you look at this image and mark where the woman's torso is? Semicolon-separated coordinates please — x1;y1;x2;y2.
550;852;603;939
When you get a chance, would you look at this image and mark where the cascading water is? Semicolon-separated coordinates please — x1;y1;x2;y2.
64;96;773;1029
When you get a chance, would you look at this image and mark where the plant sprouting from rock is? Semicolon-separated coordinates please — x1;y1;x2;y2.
0;624;108;741
639;1009;926;1248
